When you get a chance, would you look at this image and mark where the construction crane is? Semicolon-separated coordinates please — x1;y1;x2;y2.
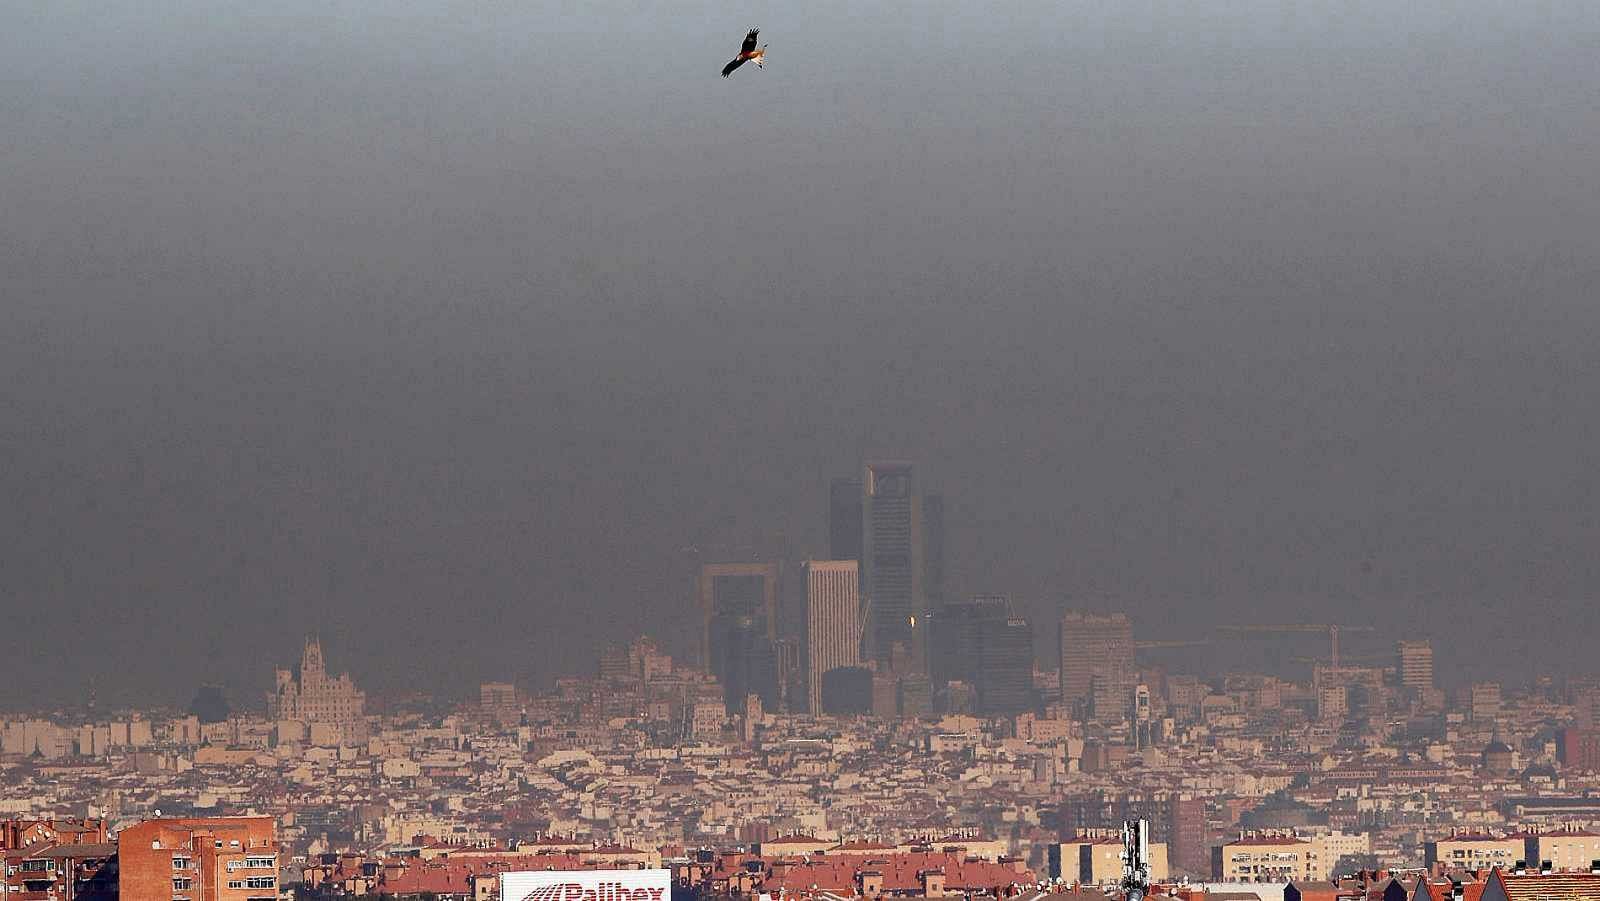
1289;652;1388;666
1133;639;1212;651
1216;623;1377;667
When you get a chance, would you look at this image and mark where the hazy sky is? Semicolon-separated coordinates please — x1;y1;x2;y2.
4;0;1598;708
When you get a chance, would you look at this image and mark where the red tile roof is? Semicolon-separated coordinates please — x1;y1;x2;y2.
761;851;1032;896
1493;870;1600;901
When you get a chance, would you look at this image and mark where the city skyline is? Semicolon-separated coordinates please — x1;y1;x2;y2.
6;0;1600;896
8;0;1600;708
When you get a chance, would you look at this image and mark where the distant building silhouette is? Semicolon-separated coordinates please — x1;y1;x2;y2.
719;615;779;715
829;477;864;563
699;561;780;677
862;461;924;668
976;616;1034;717
821;666;873;715
1058;611;1133;723
266;638;367;745
479;682;517;719
929;595;1032;716
1397;639;1435;691
1468;681;1503;721
804;560;861;714
923;492;945;613
931;595;1011;689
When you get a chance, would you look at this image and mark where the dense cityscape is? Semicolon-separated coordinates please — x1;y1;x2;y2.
7;464;1600;901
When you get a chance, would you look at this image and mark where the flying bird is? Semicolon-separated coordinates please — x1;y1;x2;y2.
722;28;766;78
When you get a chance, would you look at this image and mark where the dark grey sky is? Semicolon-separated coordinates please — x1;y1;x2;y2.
4;0;1598;708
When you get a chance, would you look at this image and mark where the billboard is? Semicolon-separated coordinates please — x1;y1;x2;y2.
502;869;672;901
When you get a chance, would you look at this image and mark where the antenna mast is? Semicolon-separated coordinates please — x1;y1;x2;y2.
1121;819;1151;901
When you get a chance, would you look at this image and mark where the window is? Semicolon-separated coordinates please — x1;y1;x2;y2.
244;856;275;868
244;875;275;889
173;877;193;890
173;858;191;869
228;881;245;889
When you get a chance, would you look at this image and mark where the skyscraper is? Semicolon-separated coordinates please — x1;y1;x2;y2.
719;616;779;715
923;492;945;612
804;560;860;714
975;616;1034;717
1397;639;1434;691
1059;611;1133;722
931;595;1012;689
698;561;780;675
928;594;1030;717
862;461;923;667
829;477;864;563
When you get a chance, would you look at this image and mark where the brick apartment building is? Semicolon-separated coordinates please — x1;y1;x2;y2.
1;819;115;901
118;816;280;901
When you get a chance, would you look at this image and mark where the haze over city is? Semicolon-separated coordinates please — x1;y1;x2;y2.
5;0;1599;712
11;3;1600;901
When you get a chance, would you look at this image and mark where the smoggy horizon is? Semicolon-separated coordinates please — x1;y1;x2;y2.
5;0;1599;709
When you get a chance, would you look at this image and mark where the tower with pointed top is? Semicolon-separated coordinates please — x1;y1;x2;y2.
267;637;367;745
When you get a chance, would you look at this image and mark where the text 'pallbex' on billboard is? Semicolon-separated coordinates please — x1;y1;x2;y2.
501;869;672;901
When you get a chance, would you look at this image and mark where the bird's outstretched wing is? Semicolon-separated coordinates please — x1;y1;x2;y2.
741;28;759;55
722;56;746;77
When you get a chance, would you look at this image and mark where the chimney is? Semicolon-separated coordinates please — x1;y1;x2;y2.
1450;880;1463;901
1589;860;1600;875
1514;862;1527;876
1540;861;1552;875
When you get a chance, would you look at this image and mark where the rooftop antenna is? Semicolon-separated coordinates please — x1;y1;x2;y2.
1121;819;1151;901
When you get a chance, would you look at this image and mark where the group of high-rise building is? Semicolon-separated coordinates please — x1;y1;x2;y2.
693;460;1039;721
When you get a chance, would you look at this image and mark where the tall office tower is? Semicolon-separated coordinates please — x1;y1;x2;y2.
862;461;924;667
923;492;946;612
1059;611;1133;721
1467;681;1502;721
1396;639;1435;691
829;477;864;562
804;560;861;714
699;561;780;675
975;617;1035;717
931;595;1012;689
927;596;1032;717
720;616;779;714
